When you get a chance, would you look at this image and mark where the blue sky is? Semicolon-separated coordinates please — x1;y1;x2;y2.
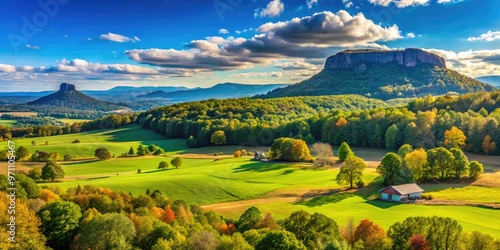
0;0;499;91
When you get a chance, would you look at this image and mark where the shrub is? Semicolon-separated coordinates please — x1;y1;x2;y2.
63;154;72;161
137;169;142;174
234;150;241;158
72;140;80;144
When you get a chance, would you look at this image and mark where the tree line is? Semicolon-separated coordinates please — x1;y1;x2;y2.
137;92;500;156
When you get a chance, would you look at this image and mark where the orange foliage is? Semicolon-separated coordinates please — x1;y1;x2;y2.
219;223;237;235
40;189;60;202
151;206;175;224
353;219;386;248
409;234;431;250
336;117;348;127
234;150;241;158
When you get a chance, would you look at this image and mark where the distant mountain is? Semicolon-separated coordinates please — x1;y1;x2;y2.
137;83;288;102
476;76;500;87
261;48;495;100
0;86;189;97
27;83;124;111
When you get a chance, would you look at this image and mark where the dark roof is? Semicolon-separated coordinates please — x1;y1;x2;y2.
379;184;424;195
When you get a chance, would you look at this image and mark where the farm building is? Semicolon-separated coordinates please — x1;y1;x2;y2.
379;183;424;202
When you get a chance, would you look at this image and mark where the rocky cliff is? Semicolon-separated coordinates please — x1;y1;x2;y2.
58;82;77;92
324;48;446;70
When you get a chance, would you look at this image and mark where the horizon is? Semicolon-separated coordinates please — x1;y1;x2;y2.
1;0;499;91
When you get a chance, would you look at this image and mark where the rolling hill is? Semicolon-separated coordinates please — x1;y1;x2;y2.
261;49;495;100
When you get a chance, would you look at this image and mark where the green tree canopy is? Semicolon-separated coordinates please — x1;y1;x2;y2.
37;200;82;249
41;161;65;182
336;155;366;189
94;147;111;160
338;141;353;162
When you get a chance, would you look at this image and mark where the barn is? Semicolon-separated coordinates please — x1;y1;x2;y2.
379;183;424;202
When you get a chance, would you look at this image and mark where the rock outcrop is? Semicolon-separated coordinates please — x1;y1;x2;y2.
58;83;76;92
324;48;446;70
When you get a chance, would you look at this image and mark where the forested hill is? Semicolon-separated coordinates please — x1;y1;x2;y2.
137;95;387;146
260;49;495;100
137;90;500;155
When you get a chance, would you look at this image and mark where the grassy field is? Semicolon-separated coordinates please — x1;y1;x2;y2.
58;118;91;124
4;125;498;237
41;155;500;237
0;119;16;126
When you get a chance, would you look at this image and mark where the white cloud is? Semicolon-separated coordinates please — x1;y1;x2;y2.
26;44;41;50
99;32;141;43
306;0;318;9
467;31;500;42
406;32;416;38
218;28;229;34
342;0;353;8
368;0;430;8
255;0;285;18
437;0;463;4
0;64;16;73
126;11;402;74
426;49;500;77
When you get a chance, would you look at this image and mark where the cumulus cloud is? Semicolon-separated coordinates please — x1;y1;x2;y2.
26;44;41;50
426;49;500;77
467;31;500;42
126;11;401;73
368;0;430;8
218;29;229;34
306;0;318;9
255;0;285;18
406;32;416;38
257;11;401;47
99;32;141;43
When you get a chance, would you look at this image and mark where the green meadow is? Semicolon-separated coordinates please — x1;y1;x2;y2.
11;125;497;237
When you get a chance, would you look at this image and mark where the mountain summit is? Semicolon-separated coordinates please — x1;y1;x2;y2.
261;48;495;100
27;83;123;111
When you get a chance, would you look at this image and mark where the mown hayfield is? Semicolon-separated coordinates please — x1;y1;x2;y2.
58;118;91;124
0;119;16;127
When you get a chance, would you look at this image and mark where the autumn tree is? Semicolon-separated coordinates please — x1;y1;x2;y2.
336;155;366;189
409;234;431;250
37;200;82;249
211;130;227;145
338;141;353;162
310;142;335;167
468;161;484;180
444;126;467;149
404;148;427;181
482;135;496;155
0;192;47;249
270;138;312;162
234;150;241;158
353;219;388;249
94;147;111;160
171;157;183;168
41;161;65;182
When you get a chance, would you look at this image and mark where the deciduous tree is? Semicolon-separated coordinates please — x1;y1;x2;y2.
211;130;227;145
338;141;353;162
37;200;82;249
94;147;111;160
171;157;183;169
336;155;366;189
41;161;65;182
444;126;467;149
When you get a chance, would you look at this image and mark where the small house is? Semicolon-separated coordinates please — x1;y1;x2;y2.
379;183;424;202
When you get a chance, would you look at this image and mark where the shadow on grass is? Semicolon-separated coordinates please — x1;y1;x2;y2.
83;176;110;181
282;169;295;175
232;162;289;173
364;199;402;209
141;169;175;174
295;192;354;207
61;159;101;166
